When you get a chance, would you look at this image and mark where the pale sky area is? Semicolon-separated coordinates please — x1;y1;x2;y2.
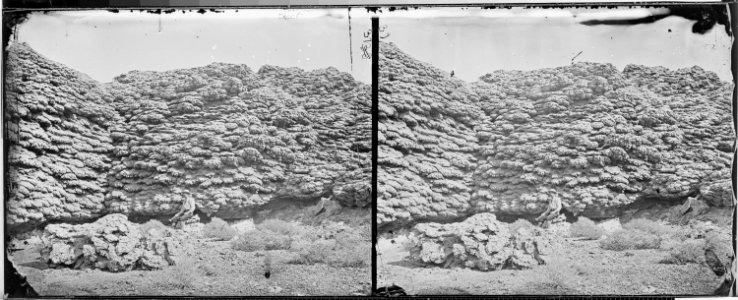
15;10;374;83
381;7;733;82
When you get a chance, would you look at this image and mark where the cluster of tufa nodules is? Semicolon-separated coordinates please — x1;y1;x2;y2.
378;42;733;228
408;213;551;271
5;42;371;233
41;214;184;271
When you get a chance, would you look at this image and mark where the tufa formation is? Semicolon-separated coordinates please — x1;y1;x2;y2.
5;42;371;233
378;42;733;229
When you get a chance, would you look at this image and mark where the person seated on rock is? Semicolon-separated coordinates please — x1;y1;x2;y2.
535;191;562;228
680;195;699;216
169;195;196;229
314;195;333;216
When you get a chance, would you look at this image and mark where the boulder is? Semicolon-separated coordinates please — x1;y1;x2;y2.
40;214;183;271
408;213;551;271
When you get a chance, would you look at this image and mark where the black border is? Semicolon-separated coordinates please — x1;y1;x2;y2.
371;15;380;297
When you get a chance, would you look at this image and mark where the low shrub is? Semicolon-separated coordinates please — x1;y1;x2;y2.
660;239;705;265
599;229;661;251
164;258;199;289
288;227;369;268
231;228;292;252
202;217;237;241
512;257;579;294
569;217;604;240
289;238;335;265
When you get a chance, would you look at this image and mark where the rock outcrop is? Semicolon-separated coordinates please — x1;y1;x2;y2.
104;62;371;219
40;214;184;271
379;42;733;229
408;213;552;271
5;42;370;232
5;43;118;231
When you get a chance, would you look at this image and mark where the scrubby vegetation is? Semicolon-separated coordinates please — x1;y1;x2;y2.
229;218;369;268
569;217;604;240
599;229;662;251
163;258;199;290
660;239;705;265
202;217;237;241
231;228;293;252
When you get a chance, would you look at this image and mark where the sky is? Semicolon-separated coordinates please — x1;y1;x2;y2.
381;7;733;82
14;8;733;84
15;10;374;83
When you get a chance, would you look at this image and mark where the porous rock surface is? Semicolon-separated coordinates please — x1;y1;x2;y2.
379;42;733;228
5;42;370;232
5;43;118;230
408;213;551;271
40;214;184;271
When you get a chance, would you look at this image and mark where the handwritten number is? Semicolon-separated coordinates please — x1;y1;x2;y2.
361;44;371;59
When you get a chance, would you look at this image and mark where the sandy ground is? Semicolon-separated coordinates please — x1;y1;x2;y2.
10;230;370;296
377;233;723;295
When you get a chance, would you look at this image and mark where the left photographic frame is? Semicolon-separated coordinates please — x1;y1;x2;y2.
3;9;373;296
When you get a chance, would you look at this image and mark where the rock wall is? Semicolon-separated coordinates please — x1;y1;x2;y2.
378;41;483;226
5;43;371;232
379;42;733;229
104;63;371;219
5;43;118;231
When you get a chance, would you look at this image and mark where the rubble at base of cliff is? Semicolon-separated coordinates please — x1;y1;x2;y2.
408;213;552;271
40;214;187;272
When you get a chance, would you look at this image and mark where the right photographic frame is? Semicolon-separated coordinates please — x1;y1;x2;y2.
376;5;735;296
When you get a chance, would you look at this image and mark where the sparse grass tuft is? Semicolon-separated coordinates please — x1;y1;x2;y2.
599;229;661;251
569;217;604;240
202;217;237;241
164;258;200;289
660;239;705;265
513;257;579;294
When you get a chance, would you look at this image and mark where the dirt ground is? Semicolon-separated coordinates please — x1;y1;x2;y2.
9;223;371;296
377;227;725;296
